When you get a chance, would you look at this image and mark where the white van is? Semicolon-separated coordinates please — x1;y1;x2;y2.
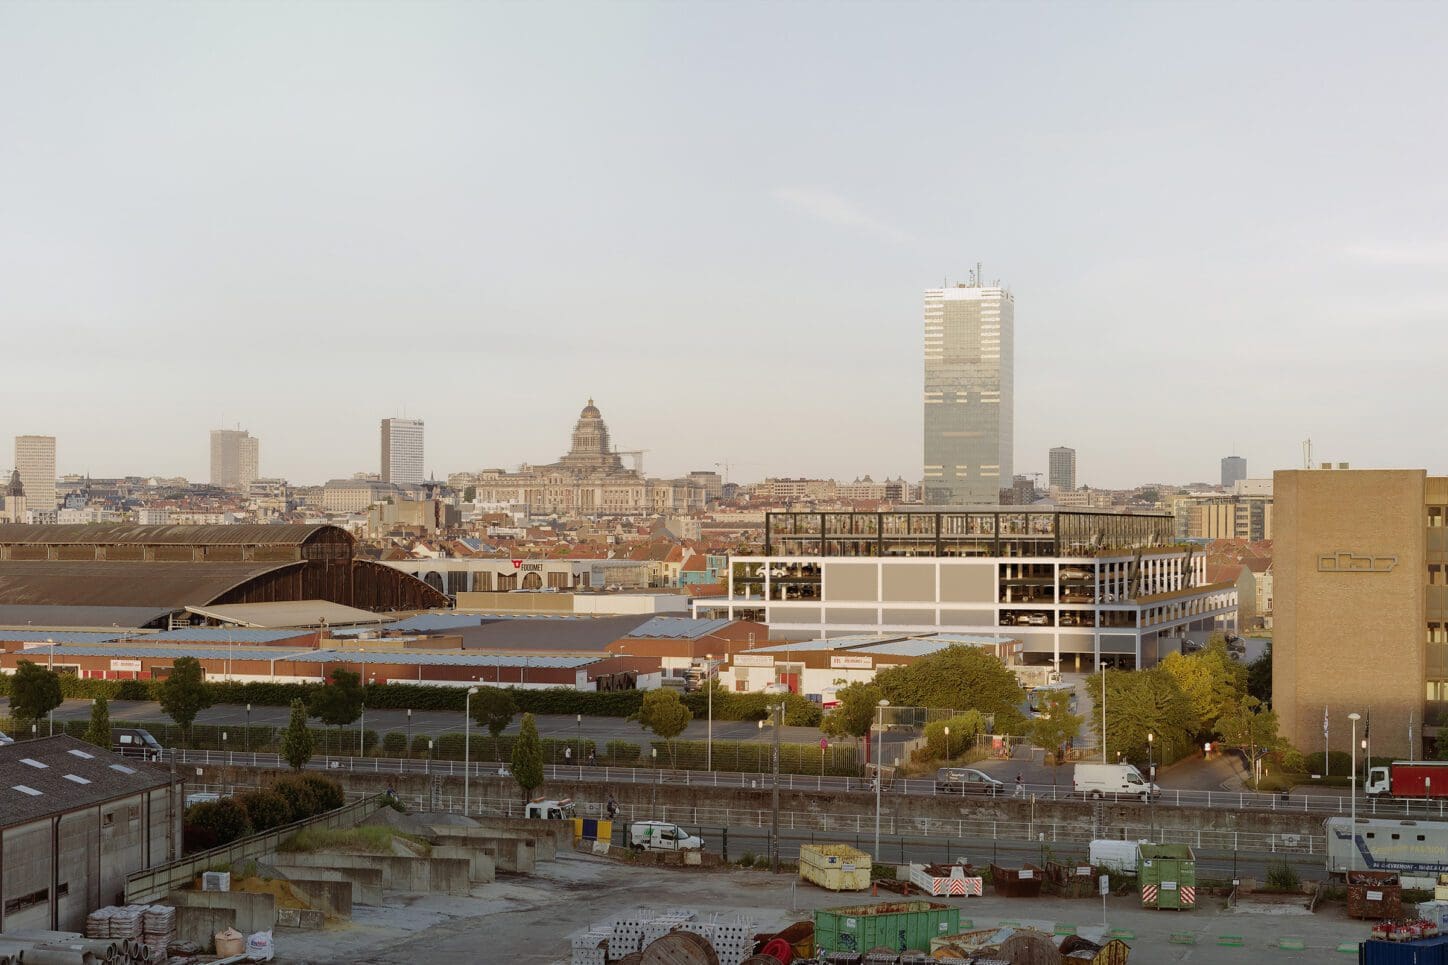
628;821;703;853
1074;762;1159;801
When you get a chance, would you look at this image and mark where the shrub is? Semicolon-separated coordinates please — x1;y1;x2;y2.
184;798;253;851
606;740;641;763
435;733;466;761
411;734;433;757
382;731;408;756
1266;859;1301;892
738;852;756;867
235;790;292;831
271;777;320;821
299;775;345;812
1300;751;1353;776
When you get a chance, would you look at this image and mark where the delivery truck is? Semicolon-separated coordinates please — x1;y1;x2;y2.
1366;762;1448;799
1073;762;1159;801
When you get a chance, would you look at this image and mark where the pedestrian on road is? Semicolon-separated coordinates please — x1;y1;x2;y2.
586;751;596;767
606;795;618;820
1014;772;1024;798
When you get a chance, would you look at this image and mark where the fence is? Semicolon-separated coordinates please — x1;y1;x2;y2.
123;794;383;904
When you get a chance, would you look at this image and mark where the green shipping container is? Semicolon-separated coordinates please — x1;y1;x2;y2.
1138;843;1197;910
814;900;961;953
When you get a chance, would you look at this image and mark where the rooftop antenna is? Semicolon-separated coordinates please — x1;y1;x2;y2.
976;261;983;288
1302;438;1313;469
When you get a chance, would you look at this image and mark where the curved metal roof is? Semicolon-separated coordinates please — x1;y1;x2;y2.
0;523;350;546
0;560;303;607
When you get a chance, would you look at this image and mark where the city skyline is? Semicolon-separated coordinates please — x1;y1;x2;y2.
5;3;1448;486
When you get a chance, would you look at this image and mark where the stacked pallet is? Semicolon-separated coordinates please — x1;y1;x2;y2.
141;906;175;960
570;924;613;965
680;916;757;965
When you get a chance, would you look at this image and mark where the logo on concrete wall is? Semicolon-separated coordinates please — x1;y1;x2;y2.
1317;552;1399;573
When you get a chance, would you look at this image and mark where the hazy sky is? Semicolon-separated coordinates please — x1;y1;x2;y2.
3;2;1447;488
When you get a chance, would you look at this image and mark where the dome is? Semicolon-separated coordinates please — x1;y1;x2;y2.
580;398;601;418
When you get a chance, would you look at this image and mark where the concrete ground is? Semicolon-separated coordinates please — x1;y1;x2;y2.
271;850;1371;965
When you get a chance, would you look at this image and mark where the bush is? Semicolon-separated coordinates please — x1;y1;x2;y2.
235;790;292;831
435;733;466;761
299;775;345;812
271;777;320;822
606;740;641;763
382;731;408;756
738;852;756;867
1266;859;1301;892
1300;751;1353;776
681;689;822;726
411;734;433;757
184;798;253;851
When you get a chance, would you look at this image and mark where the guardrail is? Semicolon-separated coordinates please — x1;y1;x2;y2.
124;793;383;904
163;749;1448;820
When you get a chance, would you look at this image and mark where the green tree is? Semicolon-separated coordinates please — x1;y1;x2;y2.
471;686;518;760
510;713;544;801
631;688;693;766
1217;696;1284;789
875;645;1027;731
281;698;314;771
1246;642;1272;704
157;657;212;746
84;695;111;748
923;710;988;760
9;659;63;727
1158;641;1246;736
308;668;363;752
235;789;292;831
1029;691;1084;789
820;682;884;743
1088;667;1197;767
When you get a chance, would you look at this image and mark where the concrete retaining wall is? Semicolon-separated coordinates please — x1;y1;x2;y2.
277;876;354;917
272;851;474;895
167;889;276;946
432;845;498;884
271;865;384;907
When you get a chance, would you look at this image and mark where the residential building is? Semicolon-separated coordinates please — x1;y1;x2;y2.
0;736;183;932
209;428;260;490
322;478;404;513
693;509;1237;671
1274;468;1448;759
923;276;1013;505
468;401;709;515
1049;447;1077;492
15;435;56;511
380;417;425;485
1221;456;1247;488
1173;493;1273;542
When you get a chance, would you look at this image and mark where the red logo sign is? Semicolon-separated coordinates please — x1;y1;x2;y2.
820;738;828;750
511;559;523;569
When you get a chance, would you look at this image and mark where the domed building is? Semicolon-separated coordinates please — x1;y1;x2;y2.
472;400;711;515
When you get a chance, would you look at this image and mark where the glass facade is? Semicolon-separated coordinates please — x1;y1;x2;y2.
923;285;1013;505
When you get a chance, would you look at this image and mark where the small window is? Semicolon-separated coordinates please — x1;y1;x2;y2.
1392;833;1401;840
1367;832;1376;839
12;785;41;796
67;749;94;760
103;812;115;827
20;758;47;769
63;775;91;785
55;883;68;898
1419;835;1427;841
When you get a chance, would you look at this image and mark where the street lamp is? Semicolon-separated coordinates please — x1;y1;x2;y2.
407;708;413;759
874;699;889;862
1147;732;1155;841
766;702;782;874
464;687;479;816
1348;712;1361;872
944;725;951;762
427;738;434;775
245;704;251;754
705;653;714;771
222;731;229;766
576;714;583;767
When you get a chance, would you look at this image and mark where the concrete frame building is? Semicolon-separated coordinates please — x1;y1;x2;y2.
1221;456;1247;488
380;418;425;485
209;428;260;491
1049;447;1077;492
0;736;182;932
923;279;1013;505
693;509;1237;670
15;435;56;513
1273;468;1447;759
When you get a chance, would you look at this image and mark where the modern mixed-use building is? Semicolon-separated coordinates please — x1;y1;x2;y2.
693;508;1237;670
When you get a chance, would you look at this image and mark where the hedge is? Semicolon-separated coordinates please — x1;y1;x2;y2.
681;688;822;726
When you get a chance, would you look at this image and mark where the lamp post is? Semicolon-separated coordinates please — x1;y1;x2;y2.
705;653;714;772
406;708;412;759
245;704;251;754
427;738;434;775
944;725;951;762
874;699;889;862
1348;712;1361;872
46;639;55;736
1146;731;1155;841
464;686;479;816
768;702;782;874
222;730;229;766
576;713;583;768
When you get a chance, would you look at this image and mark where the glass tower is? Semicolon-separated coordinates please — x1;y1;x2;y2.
923;282;1014;505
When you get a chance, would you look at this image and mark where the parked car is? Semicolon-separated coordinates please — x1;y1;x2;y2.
628;820;703;853
934;767;1004;796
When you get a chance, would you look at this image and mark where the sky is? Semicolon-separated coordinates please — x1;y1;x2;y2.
3;2;1448;489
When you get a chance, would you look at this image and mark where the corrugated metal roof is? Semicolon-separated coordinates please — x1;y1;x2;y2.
0;523;344;546
183;601;383;628
137;628;313;644
453;614;654;653
0;605;176;631
624;617;734;639
0;561;303;608
332;612;484;636
10;642;595;669
0;736;173;830
854;637;1009;657
750;635;911;653
0;630;126;644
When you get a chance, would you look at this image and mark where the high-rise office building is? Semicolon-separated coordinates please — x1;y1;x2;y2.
1222;455;1247;488
923;275;1014;505
381;418;425;484
210;429;260;490
14;435;56;511
1049;446;1077;491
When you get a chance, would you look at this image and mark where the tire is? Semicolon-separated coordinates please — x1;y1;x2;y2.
1091;790;1103;801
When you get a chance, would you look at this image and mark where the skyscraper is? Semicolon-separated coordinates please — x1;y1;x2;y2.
14;435;56;512
1049;446;1077;491
923;275;1014;505
381;418;425;484
210;429;260;490
1222;455;1247;488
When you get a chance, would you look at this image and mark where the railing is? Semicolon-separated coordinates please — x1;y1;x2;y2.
162;749;1448;820
124;794;383;904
